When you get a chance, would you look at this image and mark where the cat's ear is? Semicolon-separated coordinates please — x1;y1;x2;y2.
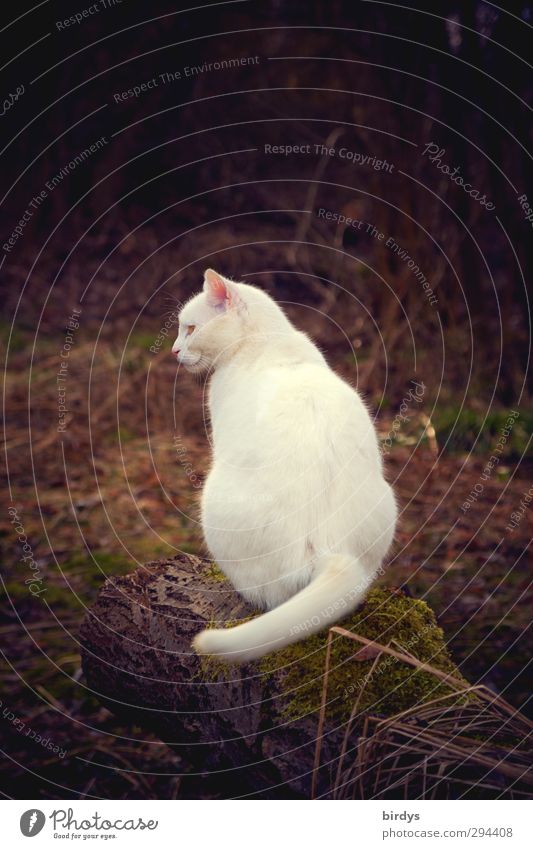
204;269;241;311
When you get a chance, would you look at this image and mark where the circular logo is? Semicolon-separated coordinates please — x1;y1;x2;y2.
20;810;46;837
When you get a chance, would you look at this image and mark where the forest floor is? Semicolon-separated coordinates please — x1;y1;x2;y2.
1;324;531;799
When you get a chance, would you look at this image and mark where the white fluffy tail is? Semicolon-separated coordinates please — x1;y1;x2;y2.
193;554;375;664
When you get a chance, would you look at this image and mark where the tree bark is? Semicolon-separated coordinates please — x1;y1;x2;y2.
80;554;343;799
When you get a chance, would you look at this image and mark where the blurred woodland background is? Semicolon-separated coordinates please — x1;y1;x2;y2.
1;0;532;798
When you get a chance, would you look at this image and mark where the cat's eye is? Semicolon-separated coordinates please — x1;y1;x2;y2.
186;325;196;336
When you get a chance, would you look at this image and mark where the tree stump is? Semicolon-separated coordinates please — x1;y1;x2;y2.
80;554;334;797
80;554;465;799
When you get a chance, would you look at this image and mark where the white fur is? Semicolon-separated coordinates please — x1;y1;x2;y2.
172;269;397;663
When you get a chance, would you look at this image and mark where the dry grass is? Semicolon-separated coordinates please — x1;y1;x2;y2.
312;627;533;800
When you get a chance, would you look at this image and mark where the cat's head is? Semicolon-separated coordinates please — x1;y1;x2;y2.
171;269;251;373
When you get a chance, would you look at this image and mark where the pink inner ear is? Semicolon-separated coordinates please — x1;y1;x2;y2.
205;269;230;307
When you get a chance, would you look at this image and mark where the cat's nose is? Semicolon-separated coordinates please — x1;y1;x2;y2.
172;345;180;357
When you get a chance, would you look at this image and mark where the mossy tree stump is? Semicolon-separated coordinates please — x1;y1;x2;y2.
80;554;464;799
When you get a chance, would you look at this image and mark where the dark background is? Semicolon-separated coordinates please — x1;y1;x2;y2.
1;0;531;799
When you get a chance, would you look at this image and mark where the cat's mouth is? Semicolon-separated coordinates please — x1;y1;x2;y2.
177;353;205;372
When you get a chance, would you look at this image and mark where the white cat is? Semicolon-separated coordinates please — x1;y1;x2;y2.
172;269;397;663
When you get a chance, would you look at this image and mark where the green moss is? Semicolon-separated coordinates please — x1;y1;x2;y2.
0;320;26;353
2;580;75;606
103;426;137;445
204;562;228;584
179;541;200;554
62;550;132;589
128;331;161;350
117;426;136;443
432;406;531;456
2;581;30;602
256;588;468;723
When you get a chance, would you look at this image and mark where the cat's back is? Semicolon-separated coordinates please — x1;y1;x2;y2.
257;359;374;445
211;348;378;469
